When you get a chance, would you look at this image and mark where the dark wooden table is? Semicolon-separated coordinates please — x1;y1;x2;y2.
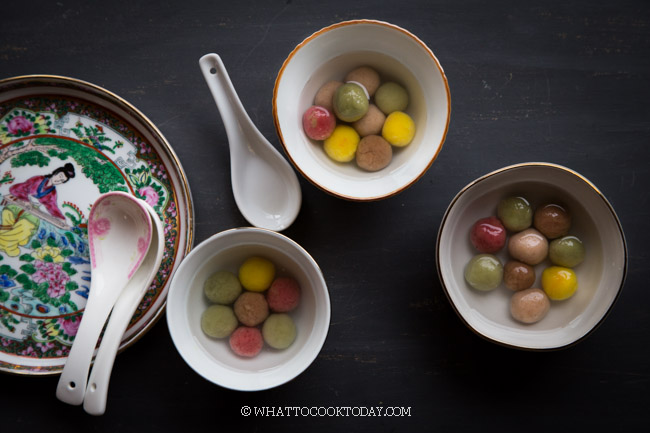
2;1;648;431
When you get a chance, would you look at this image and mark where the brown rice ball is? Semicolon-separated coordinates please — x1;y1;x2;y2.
510;288;551;324
233;292;269;327
314;80;343;112
345;66;381;96
352;104;386;137
355;135;392;172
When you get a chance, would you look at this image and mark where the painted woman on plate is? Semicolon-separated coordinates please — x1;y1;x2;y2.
8;163;75;220
0;163;76;256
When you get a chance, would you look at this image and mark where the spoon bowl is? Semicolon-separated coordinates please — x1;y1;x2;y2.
199;53;301;231
55;192;152;405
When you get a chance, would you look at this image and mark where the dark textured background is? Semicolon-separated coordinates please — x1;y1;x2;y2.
1;1;649;431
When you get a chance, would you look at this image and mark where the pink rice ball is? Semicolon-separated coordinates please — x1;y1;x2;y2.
266;277;301;313
229;326;263;358
302;105;336;140
470;216;506;253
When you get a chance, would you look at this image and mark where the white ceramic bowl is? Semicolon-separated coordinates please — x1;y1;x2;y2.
273;19;451;201
437;163;627;350
166;228;330;390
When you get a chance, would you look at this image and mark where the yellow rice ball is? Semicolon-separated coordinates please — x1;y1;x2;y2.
382;111;415;147
541;266;578;301
323;124;360;162
238;257;275;292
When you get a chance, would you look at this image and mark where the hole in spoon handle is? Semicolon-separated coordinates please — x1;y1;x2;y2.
199;53;253;137
55;297;114;406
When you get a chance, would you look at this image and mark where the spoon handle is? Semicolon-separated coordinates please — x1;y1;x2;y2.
83;207;164;416
199;53;255;149
81;286;141;414
55;285;114;406
82;280;149;414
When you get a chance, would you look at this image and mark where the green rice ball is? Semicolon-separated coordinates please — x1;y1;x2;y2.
333;83;369;122
262;313;297;350
203;270;242;304
201;305;238;338
374;82;409;114
549;236;585;267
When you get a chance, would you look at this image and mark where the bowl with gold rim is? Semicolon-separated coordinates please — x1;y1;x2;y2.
273;19;451;201
436;162;627;350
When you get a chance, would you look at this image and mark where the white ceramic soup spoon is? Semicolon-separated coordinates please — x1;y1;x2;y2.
56;191;153;406
199;53;302;231
82;201;164;416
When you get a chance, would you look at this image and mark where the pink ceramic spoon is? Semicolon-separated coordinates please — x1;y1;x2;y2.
82;201;164;416
56;191;152;406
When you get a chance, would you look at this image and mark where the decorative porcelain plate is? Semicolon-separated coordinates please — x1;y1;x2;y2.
0;75;193;374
